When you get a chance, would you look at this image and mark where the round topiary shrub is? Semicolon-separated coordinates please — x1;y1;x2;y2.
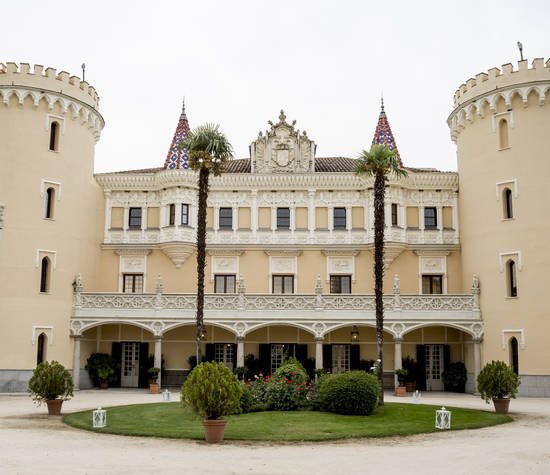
477;360;520;403
318;371;380;415
28;361;74;405
181;361;243;420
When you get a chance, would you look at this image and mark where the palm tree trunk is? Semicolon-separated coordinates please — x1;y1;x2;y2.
373;171;386;405
195;165;210;364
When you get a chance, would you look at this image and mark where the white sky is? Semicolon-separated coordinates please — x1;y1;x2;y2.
3;0;549;172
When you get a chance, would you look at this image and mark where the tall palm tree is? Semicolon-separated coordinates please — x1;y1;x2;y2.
181;124;233;364
354;144;407;405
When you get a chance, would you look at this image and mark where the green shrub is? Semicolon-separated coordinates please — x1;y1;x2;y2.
477;360;520;403
273;362;308;385
240;377;270;413
318;371;380;415
442;362;467;392
85;353;120;387
181;361;243;420
147;367;160;383
264;377;310;411
28;361;74;405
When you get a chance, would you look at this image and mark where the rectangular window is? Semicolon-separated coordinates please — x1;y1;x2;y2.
424;207;437;229
214;275;236;293
332;344;350;374
422;275;442;294
181;204;189;225
169;204;175;226
219;207;232;229
330;275;351;294
276;207;290;229
123;274;144;293
272;275;294;294
128;207;142;229
333;207;346;229
391;203;398;226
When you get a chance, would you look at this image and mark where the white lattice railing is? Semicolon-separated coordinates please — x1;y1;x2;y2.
75;291;477;313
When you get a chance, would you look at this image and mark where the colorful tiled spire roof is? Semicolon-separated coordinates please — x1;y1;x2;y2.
372;97;402;166
164;99;190;169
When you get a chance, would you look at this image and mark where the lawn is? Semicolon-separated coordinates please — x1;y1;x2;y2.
63;402;512;441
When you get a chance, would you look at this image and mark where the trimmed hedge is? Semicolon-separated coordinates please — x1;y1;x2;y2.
318;371;380;415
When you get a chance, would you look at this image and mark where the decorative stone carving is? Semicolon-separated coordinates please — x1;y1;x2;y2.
250;110;316;174
270;257;296;274
159;242;195;268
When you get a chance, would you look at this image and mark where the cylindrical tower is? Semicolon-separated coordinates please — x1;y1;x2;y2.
448;58;550;396
0;63;105;391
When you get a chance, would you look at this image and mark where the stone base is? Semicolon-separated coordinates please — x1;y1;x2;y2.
518;375;550;397
466;372;476;394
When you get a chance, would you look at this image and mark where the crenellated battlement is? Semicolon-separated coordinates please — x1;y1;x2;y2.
453;58;550;107
0;62;99;109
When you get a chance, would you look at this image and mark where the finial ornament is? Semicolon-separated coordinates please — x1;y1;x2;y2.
279;109;286;123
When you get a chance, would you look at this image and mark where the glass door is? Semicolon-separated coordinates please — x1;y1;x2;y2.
425;344;444;391
121;342;140;387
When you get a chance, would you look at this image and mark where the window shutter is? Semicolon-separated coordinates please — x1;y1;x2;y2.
138;342;149;388
416;345;426;391
443;344;451;379
205;343;215;362
232;344;238;369
323;344;332;372
295;344;308;363
350;344;360;370
111;342;122;388
259;344;270;375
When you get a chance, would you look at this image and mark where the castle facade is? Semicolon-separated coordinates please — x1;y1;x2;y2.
1;58;549;396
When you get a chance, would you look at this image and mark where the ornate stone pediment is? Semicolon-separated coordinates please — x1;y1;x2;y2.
250;110;316;174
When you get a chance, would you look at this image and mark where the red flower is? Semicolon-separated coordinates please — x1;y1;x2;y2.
287;380;291;384
292;372;296;375
306;386;310;389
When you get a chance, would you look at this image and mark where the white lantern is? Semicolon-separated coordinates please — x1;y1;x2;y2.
93;407;107;428
435;406;451;429
412;390;421;404
162;389;171;402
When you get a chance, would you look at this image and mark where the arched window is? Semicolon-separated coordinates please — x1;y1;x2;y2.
45;187;55;219
506;260;517;297
40;257;50;293
503;188;513;219
509;337;519;375
49;121;59;151
37;333;47;365
498;118;509;149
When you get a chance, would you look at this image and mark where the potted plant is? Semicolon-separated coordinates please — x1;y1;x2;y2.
148;367;161;394
442;362;467;393
85;353;120;388
181;361;243;442
477;360;520;414
27;361;74;415
395;368;408;397
402;356;418;392
97;366;115;389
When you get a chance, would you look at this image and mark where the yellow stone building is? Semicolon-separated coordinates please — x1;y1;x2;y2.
1;58;548;396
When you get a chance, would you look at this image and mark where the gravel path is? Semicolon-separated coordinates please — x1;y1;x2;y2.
1;389;549;474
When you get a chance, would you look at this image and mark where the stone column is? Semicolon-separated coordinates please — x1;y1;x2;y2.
232;205;238;231
72;335;81;390
473;338;482;394
315;337;324;370
237;337;245;368
328;206;334;231
394;338;403;389
104;190;111;242
214;206;220;231
346;206;352;231
154;336;162;388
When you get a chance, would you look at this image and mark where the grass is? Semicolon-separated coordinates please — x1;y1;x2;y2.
63;402;512;441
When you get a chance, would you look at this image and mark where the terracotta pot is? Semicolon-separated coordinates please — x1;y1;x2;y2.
46;399;63;415
493;398;511;414
149;383;160;394
395;386;406;397
202;419;227;442
405;382;416;392
99;381;109;389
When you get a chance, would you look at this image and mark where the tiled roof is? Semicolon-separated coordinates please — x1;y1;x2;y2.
372;98;403;166
97;159;450;176
163;99;190;170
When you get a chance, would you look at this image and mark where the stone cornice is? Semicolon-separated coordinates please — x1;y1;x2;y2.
95;168;458;192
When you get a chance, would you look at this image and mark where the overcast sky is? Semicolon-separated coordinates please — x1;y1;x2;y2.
3;1;549;172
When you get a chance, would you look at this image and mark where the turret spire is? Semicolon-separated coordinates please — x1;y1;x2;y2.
372;97;402;166
164;98;190;170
